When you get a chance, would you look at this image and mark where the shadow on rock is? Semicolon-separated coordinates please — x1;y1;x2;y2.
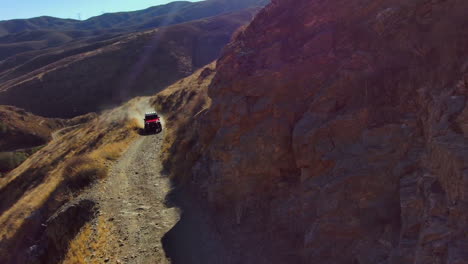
138;128;163;136
161;186;232;264
0;198;96;264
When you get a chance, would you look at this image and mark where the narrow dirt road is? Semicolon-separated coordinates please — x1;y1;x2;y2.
80;124;232;264
91;132;179;263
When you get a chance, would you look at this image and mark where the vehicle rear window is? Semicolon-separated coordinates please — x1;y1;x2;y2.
145;115;158;120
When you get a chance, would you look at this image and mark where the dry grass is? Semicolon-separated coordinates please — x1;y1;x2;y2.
0;121;7;134
62;156;107;192
152;62;215;182
0;151;28;172
89;118;140;162
61;117;140;193
0;99;143;262
0;57;211;261
62;223;93;264
0;105;64;152
94;142;128;161
63;215;114;264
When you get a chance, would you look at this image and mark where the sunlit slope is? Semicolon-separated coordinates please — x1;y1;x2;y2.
0;96;152;263
0;61;218;263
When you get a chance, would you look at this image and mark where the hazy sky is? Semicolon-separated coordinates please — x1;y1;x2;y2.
0;0;201;21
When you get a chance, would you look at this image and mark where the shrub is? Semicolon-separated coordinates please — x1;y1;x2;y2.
0;152;28;172
96;142;127;161
27;145;45;156
62;156;106;192
0;122;8;134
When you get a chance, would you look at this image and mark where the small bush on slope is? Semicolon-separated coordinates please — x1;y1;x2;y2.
62;156;107;192
0;121;8;134
0;152;28;172
0;146;45;174
0;97;146;263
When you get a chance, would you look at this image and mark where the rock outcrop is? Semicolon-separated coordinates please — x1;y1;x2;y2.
170;0;468;263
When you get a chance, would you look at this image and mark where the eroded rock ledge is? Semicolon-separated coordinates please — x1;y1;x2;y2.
166;0;468;263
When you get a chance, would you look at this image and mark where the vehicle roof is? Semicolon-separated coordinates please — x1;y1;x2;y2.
145;112;158;116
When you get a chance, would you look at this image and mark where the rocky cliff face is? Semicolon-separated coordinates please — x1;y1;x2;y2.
174;0;468;263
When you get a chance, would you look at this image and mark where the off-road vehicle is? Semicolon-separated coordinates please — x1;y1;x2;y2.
144;112;162;134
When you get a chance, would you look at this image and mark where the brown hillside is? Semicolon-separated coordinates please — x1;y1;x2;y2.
2;0;467;263
0;105;63;151
0;105;96;174
164;0;468;263
0;97;150;263
0;61;218;263
153;62;215;180
0;0;268;60
0;59;219;261
0;9;259;118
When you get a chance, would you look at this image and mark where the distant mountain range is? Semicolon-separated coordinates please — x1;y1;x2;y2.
0;0;268;34
0;0;268;117
0;0;268;58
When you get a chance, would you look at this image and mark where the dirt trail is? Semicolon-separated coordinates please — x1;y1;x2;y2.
91;133;179;263
81;126;233;264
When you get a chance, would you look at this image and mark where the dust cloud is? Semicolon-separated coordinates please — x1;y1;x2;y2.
102;97;161;129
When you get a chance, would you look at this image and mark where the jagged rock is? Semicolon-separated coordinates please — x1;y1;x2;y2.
42;199;96;263
170;0;468;263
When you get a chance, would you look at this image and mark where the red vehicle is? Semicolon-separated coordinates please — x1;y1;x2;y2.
144;112;162;134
